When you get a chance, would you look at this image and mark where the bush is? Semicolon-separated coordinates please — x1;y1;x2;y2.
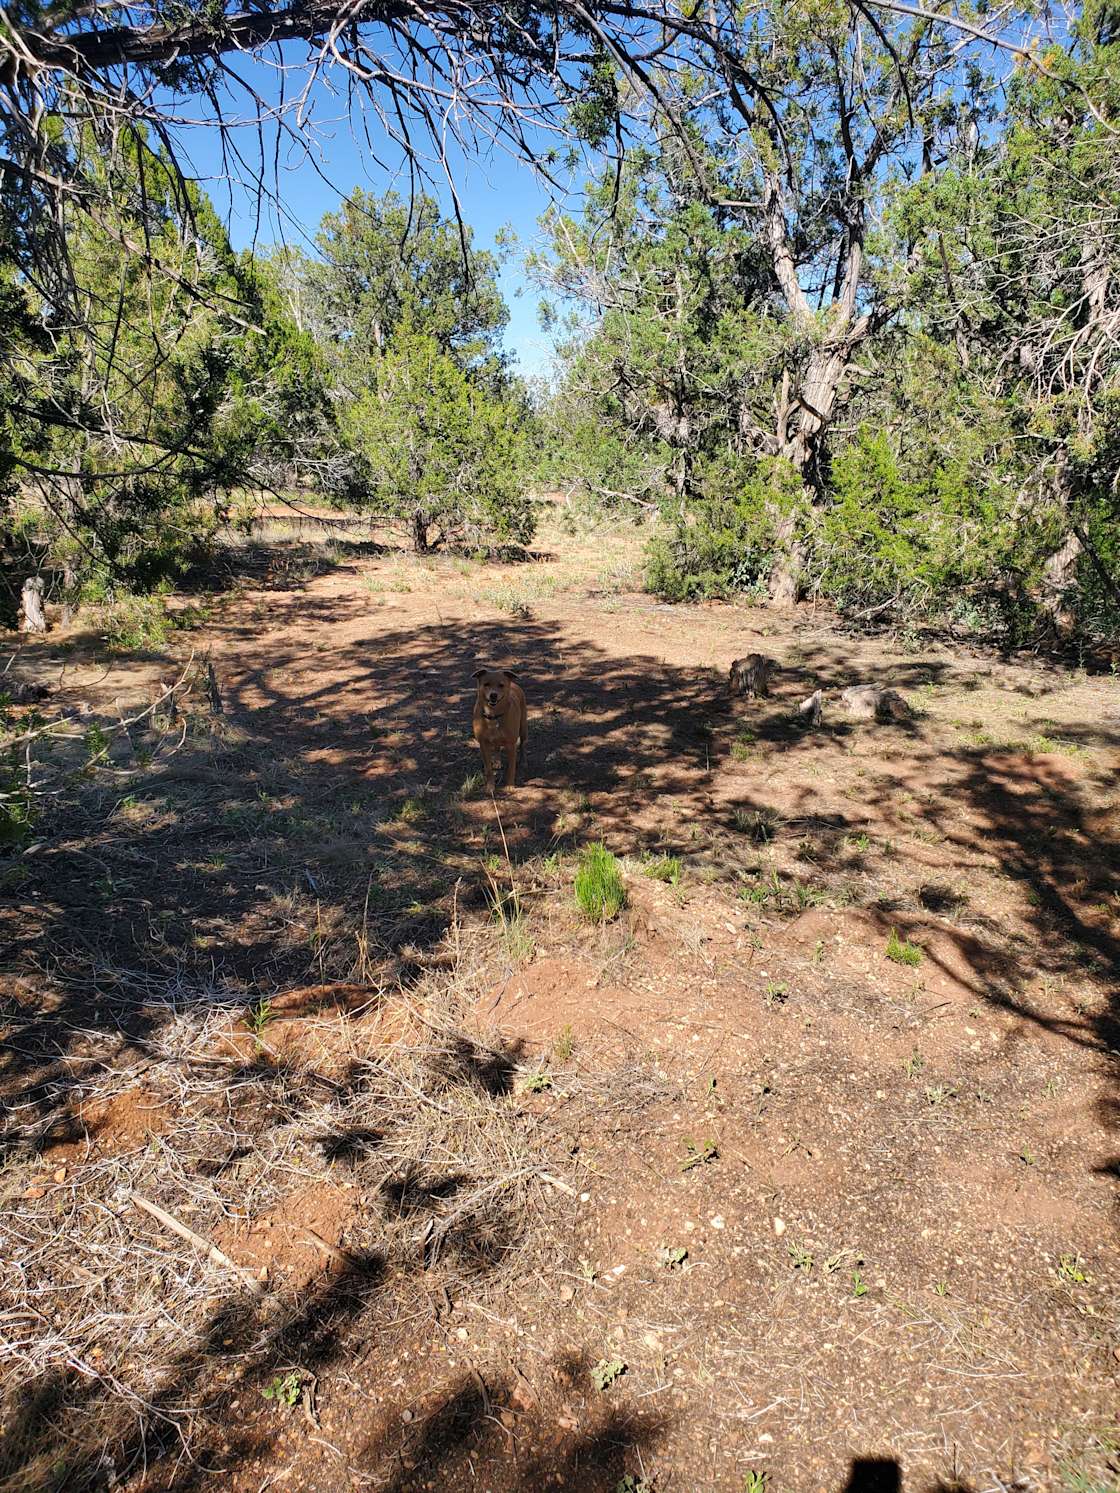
342;323;534;552
574;842;626;922
644;456;802;602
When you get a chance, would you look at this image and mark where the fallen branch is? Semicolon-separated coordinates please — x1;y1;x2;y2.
132;1193;266;1296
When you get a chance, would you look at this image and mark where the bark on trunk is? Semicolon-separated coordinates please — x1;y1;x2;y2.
1039;530;1083;640
19;577;47;633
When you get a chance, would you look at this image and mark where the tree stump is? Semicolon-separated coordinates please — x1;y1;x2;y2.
19;577;47;634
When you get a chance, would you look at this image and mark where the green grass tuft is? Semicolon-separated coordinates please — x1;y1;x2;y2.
574;842;626;922
886;927;923;966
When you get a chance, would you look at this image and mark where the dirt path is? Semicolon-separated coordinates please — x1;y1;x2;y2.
2;510;1118;1492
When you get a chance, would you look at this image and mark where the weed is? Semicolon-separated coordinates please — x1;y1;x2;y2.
261;1371;303;1409
886;927;923;966
733;805;779;842
844;832;871;852
553;1024;575;1063
742;1475;769;1493
933;1279;950;1297
614;1478;651;1493
812;938;826;965
904;1049;924;1080
730;734;757;763
84;723;110;765
924;1083;958;1106
396;794;427;824
851;1269;868;1298
245;998;273;1042
591;1357;626;1391
787;1243;814;1271
577;1257;598;1283
763;980;789;1008
522;1070;553;1094
680;1138;719;1172
575;842;627;922
1018;1146;1037;1166
643;853;682;885
657;1246;689;1268
740;870;823;913
457;770;484;801
1057;1254;1091;1285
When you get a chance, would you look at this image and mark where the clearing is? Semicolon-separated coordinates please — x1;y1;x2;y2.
1;504;1118;1493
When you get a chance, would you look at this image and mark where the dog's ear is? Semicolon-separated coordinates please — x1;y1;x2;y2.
472;668;485;680
503;669;520;682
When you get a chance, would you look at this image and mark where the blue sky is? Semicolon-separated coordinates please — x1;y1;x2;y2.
163;54;572;378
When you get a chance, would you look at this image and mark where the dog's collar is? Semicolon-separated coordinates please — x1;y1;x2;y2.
481;705;505;719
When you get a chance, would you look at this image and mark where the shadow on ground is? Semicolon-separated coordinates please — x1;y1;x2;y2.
2;568;1118;1489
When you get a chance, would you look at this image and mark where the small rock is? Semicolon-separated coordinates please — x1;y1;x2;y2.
455;1327;468;1341
401;1408;414;1424
710;1215;725;1230
772;1217;786;1236
52;1168;67;1184
558;1284;575;1303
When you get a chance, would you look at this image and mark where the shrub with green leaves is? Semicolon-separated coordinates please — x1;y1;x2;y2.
574;842;626;922
342;323;533;553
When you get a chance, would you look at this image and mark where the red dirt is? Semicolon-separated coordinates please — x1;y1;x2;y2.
2;509;1118;1493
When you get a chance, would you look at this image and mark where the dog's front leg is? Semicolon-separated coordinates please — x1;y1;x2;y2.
479;742;496;794
504;739;518;789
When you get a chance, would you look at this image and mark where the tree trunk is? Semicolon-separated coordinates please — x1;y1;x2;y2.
19;577;47;633
1038;530;1083;640
412;512;430;554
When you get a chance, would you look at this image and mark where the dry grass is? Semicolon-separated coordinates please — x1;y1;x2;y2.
0;943;559;1493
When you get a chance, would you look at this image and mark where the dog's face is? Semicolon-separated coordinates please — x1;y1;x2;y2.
473;668;518;712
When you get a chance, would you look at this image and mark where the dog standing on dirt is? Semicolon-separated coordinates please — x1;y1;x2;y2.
472;668;527;793
729;653;778;699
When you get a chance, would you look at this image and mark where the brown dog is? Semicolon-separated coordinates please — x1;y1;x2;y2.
472;667;527;792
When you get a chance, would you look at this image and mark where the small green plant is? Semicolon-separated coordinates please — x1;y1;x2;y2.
851;1269;868;1298
742;1470;769;1491
763;980;789;1007
591;1357;626;1391
396;794;427;823
1056;1253;1090;1285
261;1371;303;1408
924;1083;958;1106
886;928;922;966
904;1049;924;1080
522;1070;553;1094
553;1024;575;1063
933;1279;950;1297
1019;1146;1037;1166
614;1477;650;1493
643;854;681;885
657;1246;688;1268
680;1137;718;1172
245;998;273;1042
457;770;484;801
787;1243;814;1271
845;832;871;852
574;842;626;922
577;1257;598;1283
84;723;110;764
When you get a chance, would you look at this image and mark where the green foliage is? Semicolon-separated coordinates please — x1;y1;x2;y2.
261;1371;303;1408
590;1357;626;1391
886;929;923;967
574;842;626;922
341;323;532;552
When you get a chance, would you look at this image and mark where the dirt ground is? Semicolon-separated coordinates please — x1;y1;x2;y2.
1;504;1118;1493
